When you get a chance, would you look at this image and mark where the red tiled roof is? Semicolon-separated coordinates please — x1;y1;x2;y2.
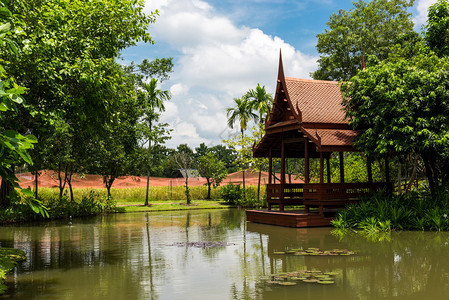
284;77;347;125
302;128;357;146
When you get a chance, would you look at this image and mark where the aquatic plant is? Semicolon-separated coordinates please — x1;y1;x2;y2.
332;188;449;232
272;247;355;256
261;269;338;286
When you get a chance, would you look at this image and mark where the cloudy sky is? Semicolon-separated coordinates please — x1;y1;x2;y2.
121;0;438;149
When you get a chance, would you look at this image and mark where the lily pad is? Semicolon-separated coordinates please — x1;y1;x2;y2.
278;282;297;286
302;279;319;283
317;280;334;284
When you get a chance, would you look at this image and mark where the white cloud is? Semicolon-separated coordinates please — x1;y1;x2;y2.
170;83;189;97
146;0;319;148
414;0;438;27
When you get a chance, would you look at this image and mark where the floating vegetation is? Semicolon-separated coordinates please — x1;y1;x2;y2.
168;241;236;248
262;270;338;286
272;247;355;256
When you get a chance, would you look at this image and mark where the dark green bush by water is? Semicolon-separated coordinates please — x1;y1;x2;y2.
220;183;266;208
332;188;449;231
0;190;120;223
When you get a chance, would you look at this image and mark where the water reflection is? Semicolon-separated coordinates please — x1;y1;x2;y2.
0;210;449;299
247;223;449;300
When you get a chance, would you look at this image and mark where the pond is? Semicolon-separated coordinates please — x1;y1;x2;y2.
1;209;449;299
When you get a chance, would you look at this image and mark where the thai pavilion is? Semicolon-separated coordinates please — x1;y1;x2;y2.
246;54;389;227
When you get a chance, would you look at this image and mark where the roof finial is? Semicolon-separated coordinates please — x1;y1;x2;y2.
278;49;285;81
361;54;365;70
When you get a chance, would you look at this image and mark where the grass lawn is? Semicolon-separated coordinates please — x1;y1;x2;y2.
117;199;235;212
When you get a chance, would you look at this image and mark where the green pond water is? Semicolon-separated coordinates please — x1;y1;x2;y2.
1;209;449;299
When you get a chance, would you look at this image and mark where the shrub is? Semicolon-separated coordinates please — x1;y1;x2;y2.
220;183;242;204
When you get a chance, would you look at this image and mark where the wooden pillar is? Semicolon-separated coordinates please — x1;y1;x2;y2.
304;140;309;183
268;148;272;211
268;148;272;184
367;156;373;183
326;154;331;183
280;139;285;211
339;152;345;183
320;152;324;184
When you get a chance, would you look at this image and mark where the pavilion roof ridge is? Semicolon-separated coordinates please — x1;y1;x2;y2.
284;77;342;85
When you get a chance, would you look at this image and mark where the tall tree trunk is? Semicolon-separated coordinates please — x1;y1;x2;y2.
66;165;74;202
206;178;211;200
422;153;436;197
185;174;190;204
257;169;261;201
104;175;115;199
405;154;418;193
145;121;153;206
58;162;67;199
241;130;245;199
34;168;39;199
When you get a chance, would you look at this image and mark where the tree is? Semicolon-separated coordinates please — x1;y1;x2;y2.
226;97;257;197
139;78;171;206
174;149;194;205
197;153;227;199
313;0;415;81
0;11;37;207
341;44;449;195
244;84;273;201
245;84;273;125
1;0;156;200
425;0;449;57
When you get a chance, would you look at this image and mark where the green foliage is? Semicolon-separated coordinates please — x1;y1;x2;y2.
0;7;37;207
220;183;243;205
226;97;258;133
341;43;449;194
219;183;265;208
333;188;449;231
425;0;449;57
244;83;273;125
313;0;415;80
0;247;26;294
197;152;227;199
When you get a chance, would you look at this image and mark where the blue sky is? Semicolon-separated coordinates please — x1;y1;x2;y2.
121;0;436;149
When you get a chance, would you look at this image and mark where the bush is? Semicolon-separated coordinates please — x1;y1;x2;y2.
219;184;266;208
0;189;120;224
220;183;242;204
333;187;449;232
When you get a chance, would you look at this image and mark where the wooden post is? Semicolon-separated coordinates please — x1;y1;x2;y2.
268;148;272;185
304;140;309;184
326;154;331;183
268;148;272;210
320;152;324;184
339;152;345;183
280;139;285;211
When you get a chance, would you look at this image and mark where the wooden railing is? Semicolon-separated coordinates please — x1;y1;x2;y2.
266;182;390;212
267;183;303;210
302;182;388;200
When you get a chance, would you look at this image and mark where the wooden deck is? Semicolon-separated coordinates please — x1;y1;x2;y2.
246;210;333;228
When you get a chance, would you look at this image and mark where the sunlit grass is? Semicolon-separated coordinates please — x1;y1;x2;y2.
37;184;265;212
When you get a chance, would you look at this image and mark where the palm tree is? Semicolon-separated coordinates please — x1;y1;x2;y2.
226;97;258;198
141;78;171;206
245;84;273;202
245;84;273;126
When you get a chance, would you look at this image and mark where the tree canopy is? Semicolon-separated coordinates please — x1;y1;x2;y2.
313;0;415;81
